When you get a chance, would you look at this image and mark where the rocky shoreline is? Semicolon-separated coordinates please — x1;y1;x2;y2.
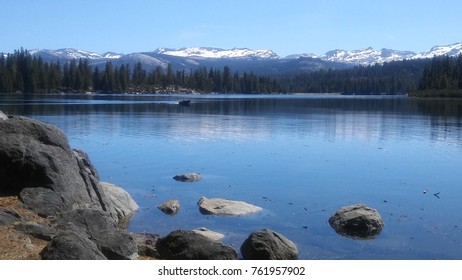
0;111;384;260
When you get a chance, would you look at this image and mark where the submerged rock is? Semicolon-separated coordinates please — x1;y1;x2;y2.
157;199;180;215
173;173;201;182
328;204;384;240
156;229;237;260
197;197;262;216
241;229;298;260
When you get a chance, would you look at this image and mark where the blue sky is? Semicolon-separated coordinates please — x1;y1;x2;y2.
1;0;461;56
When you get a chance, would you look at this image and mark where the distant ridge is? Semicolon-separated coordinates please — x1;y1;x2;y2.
14;42;462;75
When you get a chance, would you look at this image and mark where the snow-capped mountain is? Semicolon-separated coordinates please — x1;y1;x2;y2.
29;48;123;60
16;42;462;75
154;47;279;59
285;42;462;65
319;47;416;65
412;42;462;59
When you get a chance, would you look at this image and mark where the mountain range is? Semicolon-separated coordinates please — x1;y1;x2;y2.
25;42;462;75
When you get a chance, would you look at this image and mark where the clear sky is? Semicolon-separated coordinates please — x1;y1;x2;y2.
1;0;461;57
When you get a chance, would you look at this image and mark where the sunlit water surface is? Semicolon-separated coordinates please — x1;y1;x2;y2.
2;93;462;259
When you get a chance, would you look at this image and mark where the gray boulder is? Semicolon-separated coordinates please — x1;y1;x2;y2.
0;116;141;260
40;231;107;260
157;199;180;215
55;208;138;260
19;187;66;217
328;204;384;240
100;182;139;227
197;197;262;216
241;229;298;260
0;116;106;213
173;173;201;182
156;230;238;260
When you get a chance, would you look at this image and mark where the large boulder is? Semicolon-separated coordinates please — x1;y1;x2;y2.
173;173;201;182
156;230;238;260
157;199;180;215
197;197;262;216
0;116;106;213
328;204;384;240
240;229;298;260
0;116;138;221
54;208;138;260
0;115;140;260
40;231;107;260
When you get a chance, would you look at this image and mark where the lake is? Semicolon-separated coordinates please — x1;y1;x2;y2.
1;93;462;259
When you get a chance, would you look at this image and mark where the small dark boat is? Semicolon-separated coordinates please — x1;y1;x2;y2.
179;99;191;106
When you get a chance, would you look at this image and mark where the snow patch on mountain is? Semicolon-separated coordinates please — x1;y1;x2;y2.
155;47;279;59
319;47;416;65
29;48;121;60
413;42;462;59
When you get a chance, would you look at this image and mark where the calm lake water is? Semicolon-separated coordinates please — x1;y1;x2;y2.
1;93;462;259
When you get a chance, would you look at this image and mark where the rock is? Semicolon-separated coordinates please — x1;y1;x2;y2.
192;227;225;242
40;231;107;260
156;229;238;260
0;115;140;260
131;232;160;259
157;199;180;215
0;111;8;120
19;187;66;217
99;182;139;227
240;229;298;260
173;173;201;182
197;197;262;216
0;116;106;213
0;208;21;226
14;221;57;241
55;208;138;260
328;204;384;240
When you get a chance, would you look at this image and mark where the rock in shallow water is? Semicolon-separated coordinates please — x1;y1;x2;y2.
328;204;384;240
197;197;262;216
100;181;139;227
157;199;180;215
173;173;201;182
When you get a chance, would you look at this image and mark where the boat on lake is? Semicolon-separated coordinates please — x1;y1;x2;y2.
179;100;191;106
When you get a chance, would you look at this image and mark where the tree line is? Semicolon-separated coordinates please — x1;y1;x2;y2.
1;48;462;97
278;59;428;95
415;54;462;97
0;49;282;94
